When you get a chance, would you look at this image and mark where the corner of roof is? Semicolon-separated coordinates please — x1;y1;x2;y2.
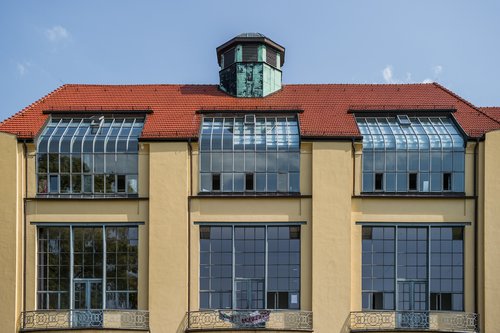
0;84;67;126
432;82;500;128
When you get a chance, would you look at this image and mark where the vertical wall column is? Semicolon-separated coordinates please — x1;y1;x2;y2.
0;133;21;333
311;141;353;332
148;142;189;333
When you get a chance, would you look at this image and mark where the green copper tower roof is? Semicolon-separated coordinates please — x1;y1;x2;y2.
217;33;285;98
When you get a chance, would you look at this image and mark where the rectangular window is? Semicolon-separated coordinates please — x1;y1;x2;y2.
200;225;300;310
362;226;464;312
443;173;452;191
375;173;384;191
245;173;254;191
357;117;465;193
37;226;138;310
199;116;300;194
212;174;221;191
36;117;144;197
409;173;418;191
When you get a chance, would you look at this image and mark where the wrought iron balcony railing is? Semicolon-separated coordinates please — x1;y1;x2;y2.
20;309;149;331
350;311;479;332
184;309;313;331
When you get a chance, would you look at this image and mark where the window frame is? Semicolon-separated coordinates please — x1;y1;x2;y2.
361;224;465;312
199;224;301;310
357;116;465;194
37;224;140;310
198;115;300;194
36;116;144;198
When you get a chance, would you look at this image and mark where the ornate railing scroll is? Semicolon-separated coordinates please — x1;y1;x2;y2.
350;311;479;332
185;310;313;331
20;310;149;331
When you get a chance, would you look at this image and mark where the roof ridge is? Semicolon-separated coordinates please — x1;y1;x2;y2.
0;84;66;126
432;82;500;127
283;83;434;87
479;106;500;109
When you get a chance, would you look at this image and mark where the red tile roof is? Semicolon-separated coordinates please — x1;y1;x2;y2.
1;83;499;140
480;107;500;123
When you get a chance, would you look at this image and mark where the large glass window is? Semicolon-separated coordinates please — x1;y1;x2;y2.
356;117;465;193
199;225;300;310
36;116;144;197
362;226;464;312
37;226;138;310
199;116;300;193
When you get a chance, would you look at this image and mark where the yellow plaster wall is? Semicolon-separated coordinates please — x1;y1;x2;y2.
0;133;22;333
483;131;500;332
148;142;189;333
311;141;353;332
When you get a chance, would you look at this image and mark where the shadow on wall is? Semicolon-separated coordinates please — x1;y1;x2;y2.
341;313;351;333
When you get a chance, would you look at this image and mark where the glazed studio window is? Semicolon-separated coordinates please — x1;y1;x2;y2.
199;225;300;310
37;226;138;310
362;226;464;312
356;117;465;193
199;116;300;193
36;116;144;197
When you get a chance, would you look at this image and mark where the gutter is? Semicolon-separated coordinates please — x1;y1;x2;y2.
473;138;479;315
187;139;193;329
22;141;28;328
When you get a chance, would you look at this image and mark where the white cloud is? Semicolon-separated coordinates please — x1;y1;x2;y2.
45;25;70;42
422;78;433;83
382;65;396;83
433;65;443;76
16;62;31;76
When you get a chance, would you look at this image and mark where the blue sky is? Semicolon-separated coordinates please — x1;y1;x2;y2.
1;0;499;121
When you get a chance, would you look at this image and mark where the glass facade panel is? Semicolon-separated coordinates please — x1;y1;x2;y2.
36;117;144;197
199;116;300;193
357;117;465;193
199;225;300;310
362;226;464;311
37;226;138;310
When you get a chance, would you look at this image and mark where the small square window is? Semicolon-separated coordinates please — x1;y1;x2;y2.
245;173;254;191
200;226;210;240
244;114;255;125
375;173;384;191
212;174;221;191
452;227;464;240
443;173;452;191
289;226;301;239
362;227;373;240
409;173;418;191
397;115;411;125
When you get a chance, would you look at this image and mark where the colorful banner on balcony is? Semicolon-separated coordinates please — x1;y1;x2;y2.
218;310;270;326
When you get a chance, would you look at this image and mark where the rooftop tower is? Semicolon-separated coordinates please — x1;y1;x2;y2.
216;33;285;98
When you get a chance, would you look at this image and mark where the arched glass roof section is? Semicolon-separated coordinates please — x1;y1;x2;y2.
36;116;144;197
356;116;465;193
199;115;300;193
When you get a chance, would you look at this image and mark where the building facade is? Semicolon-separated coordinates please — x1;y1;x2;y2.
0;33;499;333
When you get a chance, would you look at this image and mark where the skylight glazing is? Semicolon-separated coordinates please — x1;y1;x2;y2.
356;117;465;193
199;116;300;193
36;116;144;197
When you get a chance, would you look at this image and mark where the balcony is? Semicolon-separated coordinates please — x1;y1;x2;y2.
19;310;149;331
349;311;479;332
183;310;313;331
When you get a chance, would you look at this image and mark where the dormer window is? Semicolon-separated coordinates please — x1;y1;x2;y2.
199;115;300;193
36;116;144;197
357;116;465;193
